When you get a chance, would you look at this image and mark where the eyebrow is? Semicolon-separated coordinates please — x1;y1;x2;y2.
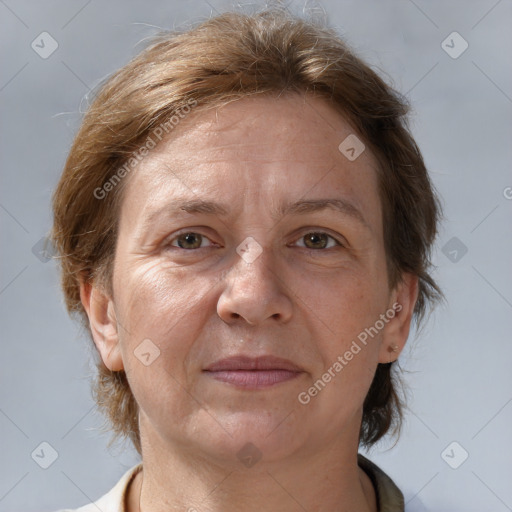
276;198;370;230
143;198;370;231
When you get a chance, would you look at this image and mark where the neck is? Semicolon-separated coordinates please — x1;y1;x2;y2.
127;429;377;512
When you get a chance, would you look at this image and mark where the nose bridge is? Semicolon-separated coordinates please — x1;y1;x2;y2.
217;237;292;325
231;238;277;300
235;236;277;293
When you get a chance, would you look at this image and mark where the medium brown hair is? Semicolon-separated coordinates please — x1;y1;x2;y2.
51;6;443;455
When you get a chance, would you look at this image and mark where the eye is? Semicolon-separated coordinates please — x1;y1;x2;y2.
294;232;342;250
169;232;214;250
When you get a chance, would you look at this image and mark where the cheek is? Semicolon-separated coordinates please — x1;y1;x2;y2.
114;261;220;425
295;268;390;410
298;277;386;427
296;266;388;342
114;259;219;363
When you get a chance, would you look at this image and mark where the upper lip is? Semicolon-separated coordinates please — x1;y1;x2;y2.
204;355;303;372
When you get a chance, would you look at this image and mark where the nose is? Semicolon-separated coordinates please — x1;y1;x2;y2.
216;243;293;326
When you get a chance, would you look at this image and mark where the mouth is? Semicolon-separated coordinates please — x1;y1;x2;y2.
203;355;304;389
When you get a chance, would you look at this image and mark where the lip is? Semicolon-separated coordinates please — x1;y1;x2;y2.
204;355;303;372
203;355;304;389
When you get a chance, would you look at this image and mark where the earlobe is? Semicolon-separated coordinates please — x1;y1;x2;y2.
79;279;124;372
378;273;419;364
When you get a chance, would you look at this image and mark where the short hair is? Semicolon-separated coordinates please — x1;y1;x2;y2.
51;6;443;455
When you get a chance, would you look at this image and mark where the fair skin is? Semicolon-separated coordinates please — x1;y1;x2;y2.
81;92;418;512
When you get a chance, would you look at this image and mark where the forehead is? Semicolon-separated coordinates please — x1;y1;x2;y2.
118;93;383;233
148;93;367;164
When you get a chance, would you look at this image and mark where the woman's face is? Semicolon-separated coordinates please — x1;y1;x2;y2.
89;93;416;464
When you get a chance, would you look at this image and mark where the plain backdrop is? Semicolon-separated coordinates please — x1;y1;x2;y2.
1;1;511;511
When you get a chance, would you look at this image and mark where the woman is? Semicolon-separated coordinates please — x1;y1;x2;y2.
51;6;442;511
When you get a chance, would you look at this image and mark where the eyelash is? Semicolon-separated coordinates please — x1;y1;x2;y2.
167;230;344;250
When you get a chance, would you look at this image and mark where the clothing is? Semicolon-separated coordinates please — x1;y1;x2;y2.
55;454;404;512
357;454;405;511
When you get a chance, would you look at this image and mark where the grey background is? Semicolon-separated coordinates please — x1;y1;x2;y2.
1;0;511;510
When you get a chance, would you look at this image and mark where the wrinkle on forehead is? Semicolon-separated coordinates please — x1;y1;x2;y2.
117;93;383;244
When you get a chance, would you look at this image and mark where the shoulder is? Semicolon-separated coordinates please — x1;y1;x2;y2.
52;464;142;512
358;453;405;512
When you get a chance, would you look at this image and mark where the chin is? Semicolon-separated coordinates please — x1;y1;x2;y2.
188;410;308;466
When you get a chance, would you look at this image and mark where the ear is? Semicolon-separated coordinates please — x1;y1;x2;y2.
79;278;124;371
378;273;419;364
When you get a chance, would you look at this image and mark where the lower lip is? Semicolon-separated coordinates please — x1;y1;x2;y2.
205;370;302;388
